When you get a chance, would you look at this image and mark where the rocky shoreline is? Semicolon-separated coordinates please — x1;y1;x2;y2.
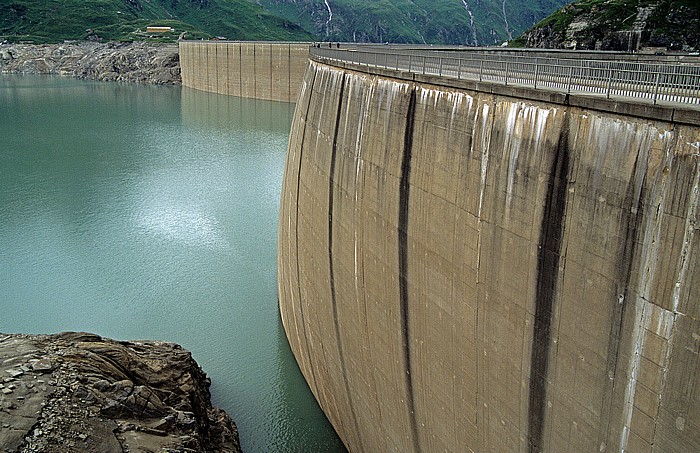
0;42;181;85
0;332;241;453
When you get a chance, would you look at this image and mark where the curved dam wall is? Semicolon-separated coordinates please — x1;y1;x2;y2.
178;41;309;102
277;58;700;452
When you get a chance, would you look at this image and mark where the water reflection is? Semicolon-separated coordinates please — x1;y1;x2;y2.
181;85;295;133
0;76;342;452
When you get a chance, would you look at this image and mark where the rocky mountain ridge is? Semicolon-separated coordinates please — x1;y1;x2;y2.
0;332;241;453
516;0;699;51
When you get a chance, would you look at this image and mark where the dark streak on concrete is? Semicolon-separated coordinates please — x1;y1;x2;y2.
327;74;364;451
600;132;650;448
528;113;570;453
399;88;421;453
294;68;320;393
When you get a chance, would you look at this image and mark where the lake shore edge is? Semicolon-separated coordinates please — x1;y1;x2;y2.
0;332;241;452
0;41;181;84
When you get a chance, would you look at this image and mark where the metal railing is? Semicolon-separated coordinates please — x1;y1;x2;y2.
311;46;700;107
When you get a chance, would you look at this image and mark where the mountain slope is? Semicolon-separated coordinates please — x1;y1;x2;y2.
514;0;700;51
259;0;568;45
0;0;569;45
0;0;314;43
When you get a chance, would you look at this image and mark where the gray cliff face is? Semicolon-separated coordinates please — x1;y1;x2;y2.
0;42;181;85
0;332;241;453
519;0;699;52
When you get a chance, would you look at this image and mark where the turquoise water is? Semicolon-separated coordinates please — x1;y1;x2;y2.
0;75;345;452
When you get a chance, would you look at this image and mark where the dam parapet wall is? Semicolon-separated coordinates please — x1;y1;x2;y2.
310;46;700;123
277;57;700;452
178;41;309;102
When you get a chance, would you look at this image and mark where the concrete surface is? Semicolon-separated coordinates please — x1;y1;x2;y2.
179;41;309;103
277;59;700;452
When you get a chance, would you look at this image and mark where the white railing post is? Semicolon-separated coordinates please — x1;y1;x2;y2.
534;59;539;89
458;58;462;79
653;67;662;104
672;65;679;103
606;65;614;99
567;65;573;94
479;59;483;82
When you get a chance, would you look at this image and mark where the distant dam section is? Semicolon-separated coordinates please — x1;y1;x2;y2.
178;41;309;102
277;50;700;452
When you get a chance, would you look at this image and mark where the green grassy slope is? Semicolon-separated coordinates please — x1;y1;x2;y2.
0;0;314;43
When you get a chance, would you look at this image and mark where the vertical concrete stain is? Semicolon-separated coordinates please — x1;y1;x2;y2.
475;100;493;285
619;131;699;451
342;76;363;296
477;102;492;220
326;74;365;451
292;67;320;394
238;43;242;96
671;152;699;313
614;152;651;452
379;78;403;145
528;112;569;453
503;102;522;220
399;87;421;453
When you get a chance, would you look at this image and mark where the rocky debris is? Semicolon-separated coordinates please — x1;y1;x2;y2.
0;332;241;453
0;42;181;84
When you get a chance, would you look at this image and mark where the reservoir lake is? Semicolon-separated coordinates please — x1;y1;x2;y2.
0;76;345;452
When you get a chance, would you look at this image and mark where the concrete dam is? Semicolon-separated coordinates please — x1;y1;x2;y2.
276;49;700;452
179;42;700;452
179;41;309;103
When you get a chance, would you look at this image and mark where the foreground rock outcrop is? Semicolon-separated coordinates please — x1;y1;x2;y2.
0;332;241;453
0;42;180;84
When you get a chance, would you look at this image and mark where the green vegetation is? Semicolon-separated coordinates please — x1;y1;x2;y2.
0;0;580;45
0;0;314;44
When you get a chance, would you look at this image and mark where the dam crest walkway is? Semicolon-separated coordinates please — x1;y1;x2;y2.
311;45;700;111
